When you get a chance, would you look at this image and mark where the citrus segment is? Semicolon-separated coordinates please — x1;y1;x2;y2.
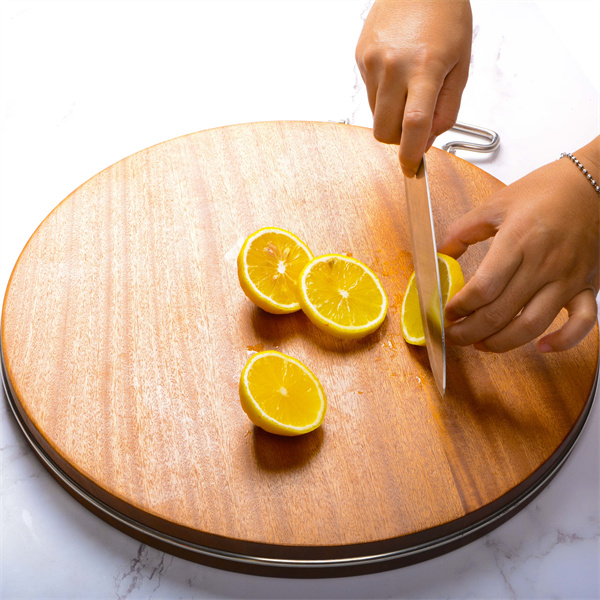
239;351;327;436
298;254;388;339
237;228;313;314
401;253;465;345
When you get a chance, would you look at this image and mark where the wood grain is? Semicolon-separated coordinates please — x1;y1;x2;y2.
2;122;597;571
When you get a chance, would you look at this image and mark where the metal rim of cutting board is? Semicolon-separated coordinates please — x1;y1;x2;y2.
3;341;597;577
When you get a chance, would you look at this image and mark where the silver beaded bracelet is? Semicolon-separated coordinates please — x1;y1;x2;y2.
560;152;600;196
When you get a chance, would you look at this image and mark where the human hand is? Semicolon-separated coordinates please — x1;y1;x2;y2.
355;0;472;177
438;137;600;353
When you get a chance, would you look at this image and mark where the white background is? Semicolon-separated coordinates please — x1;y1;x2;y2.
1;1;599;598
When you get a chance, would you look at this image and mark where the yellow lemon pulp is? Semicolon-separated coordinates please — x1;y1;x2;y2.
237;228;314;314
239;351;327;436
298;254;388;339
401;253;465;346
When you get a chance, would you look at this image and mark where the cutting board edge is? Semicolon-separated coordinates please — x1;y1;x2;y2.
3;121;596;577
3;340;596;576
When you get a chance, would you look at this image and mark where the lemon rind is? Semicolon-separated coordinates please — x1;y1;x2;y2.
400;271;425;345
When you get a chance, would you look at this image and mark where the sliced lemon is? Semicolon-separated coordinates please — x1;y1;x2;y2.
298;254;388;339
237;228;314;314
401;253;465;346
239;351;327;436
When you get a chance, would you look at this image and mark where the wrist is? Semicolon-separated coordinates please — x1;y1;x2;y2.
560;137;600;201
576;136;600;175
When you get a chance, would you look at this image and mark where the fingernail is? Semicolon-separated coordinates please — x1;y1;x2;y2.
537;341;553;353
401;165;417;178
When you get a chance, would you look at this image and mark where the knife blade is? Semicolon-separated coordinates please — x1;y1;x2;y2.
403;155;446;396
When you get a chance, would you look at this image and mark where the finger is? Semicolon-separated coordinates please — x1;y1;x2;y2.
536;289;598;353
399;76;445;176
430;61;470;137
364;73;379;116
355;46;379;115
360;50;409;144
438;201;504;259
372;77;407;145
445;256;536;346
472;282;568;353
445;225;523;323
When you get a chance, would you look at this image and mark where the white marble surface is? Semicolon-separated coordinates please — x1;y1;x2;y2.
1;1;599;598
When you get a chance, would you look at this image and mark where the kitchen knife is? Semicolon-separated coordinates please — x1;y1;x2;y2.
404;155;446;396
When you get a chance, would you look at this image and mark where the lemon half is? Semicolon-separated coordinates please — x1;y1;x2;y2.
239;351;327;436
237;227;314;314
401;253;464;345
298;254;388;339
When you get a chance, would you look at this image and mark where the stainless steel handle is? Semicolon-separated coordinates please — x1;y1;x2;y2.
442;122;500;154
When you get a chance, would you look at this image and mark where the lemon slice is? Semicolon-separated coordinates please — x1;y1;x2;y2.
401;253;465;346
239;351;327;436
298;254;388;339
237;228;314;314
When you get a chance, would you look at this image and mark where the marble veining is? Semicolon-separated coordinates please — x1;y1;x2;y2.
113;544;173;600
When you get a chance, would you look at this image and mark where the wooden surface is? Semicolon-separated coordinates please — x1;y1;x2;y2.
2;122;598;569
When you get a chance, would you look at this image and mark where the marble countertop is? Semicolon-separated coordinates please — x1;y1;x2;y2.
1;1;598;598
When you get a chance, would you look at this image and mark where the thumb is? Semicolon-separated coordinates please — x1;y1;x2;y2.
438;200;505;258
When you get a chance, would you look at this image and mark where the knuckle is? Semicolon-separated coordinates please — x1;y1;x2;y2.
355;48;365;71
579;301;598;327
373;125;398;145
474;338;497;353
470;274;502;306
481;305;509;332
379;48;404;72
586;305;598;323
476;331;523;354
446;327;469;347
402;109;431;131
440;222;458;247
482;340;513;354
361;46;402;73
358;47;378;71
411;46;446;71
518;312;548;338
432;114;457;136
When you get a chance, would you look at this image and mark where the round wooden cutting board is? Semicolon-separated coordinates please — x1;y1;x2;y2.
2;121;597;577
